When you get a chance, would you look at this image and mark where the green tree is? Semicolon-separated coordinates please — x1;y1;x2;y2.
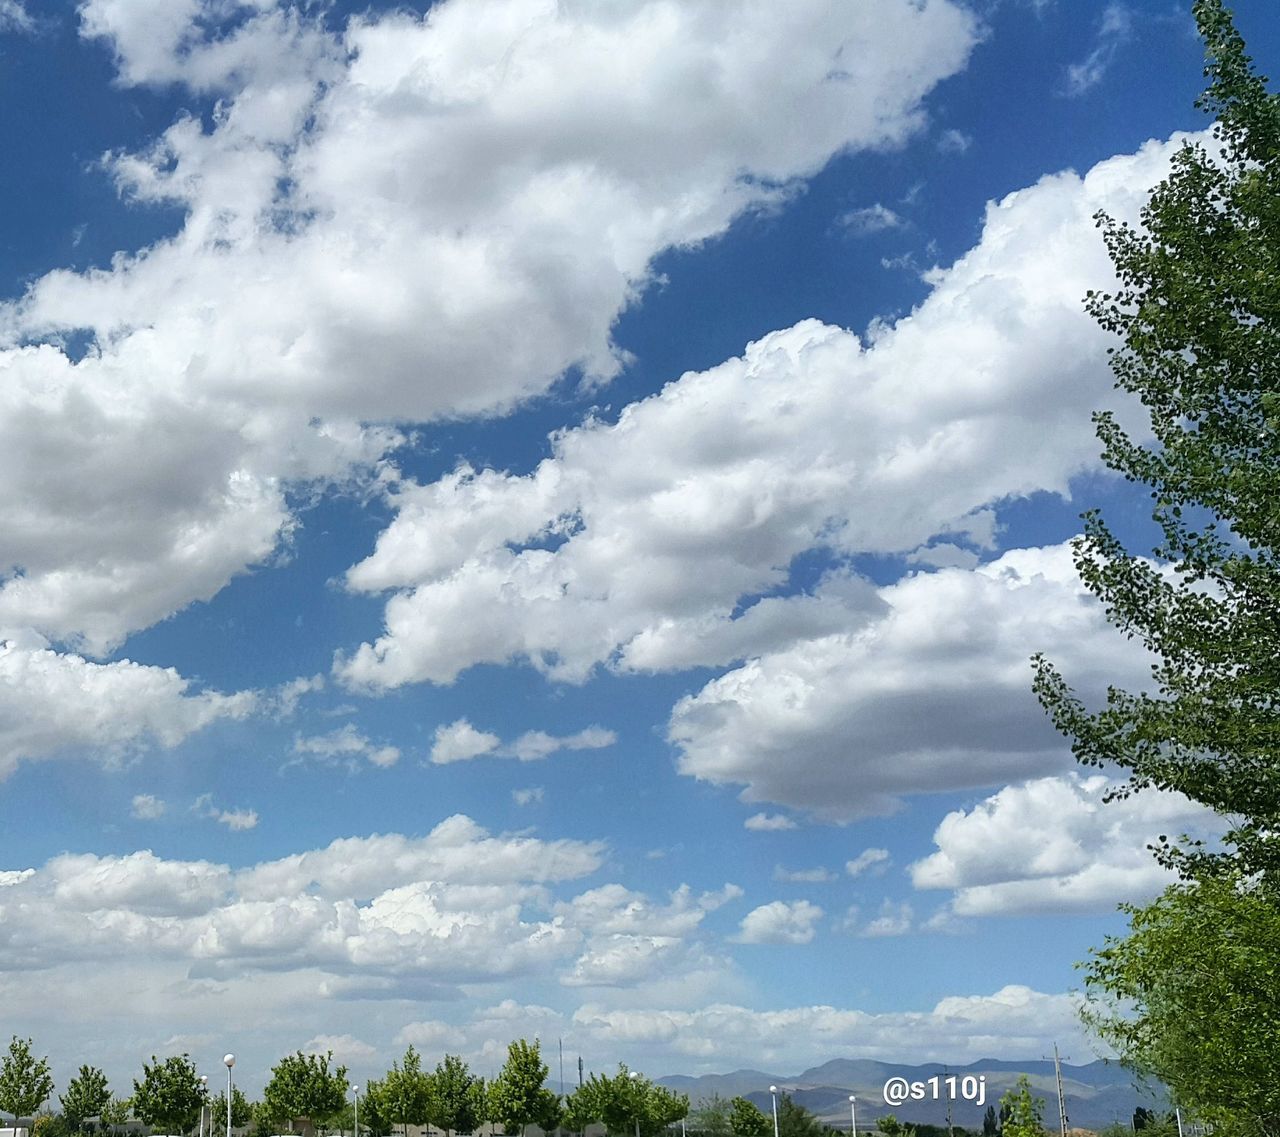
356;1081;393;1137
262;1052;349;1135
776;1096;829;1137
488;1041;559;1137
1031;0;1280;883
211;1088;253;1131
729;1098;769;1137
1082;873;1280;1137
875;1118;913;1137
131;1055;204;1135
688;1097;732;1137
60;1067;112;1130
100;1099;131;1129
997;1078;1044;1137
563;1067;686;1137
381;1047;432;1137
0;1038;54;1130
982;1108;998;1137
429;1056;482;1137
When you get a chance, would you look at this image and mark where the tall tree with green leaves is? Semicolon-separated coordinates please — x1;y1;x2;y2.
488;1041;560;1137
356;1080;393;1137
131;1055;204;1135
211;1088;253;1132
997;1078;1044;1137
1031;0;1280;883
380;1047;432;1137
428;1056;482;1137
563;1066;687;1137
60;1067;112;1130
0;1038;54;1131
728;1099;769;1137
262;1052;349;1135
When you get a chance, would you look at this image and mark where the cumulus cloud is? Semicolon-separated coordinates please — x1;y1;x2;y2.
293;724;401;769
668;544;1154;821
429;719;615;765
512;787;544;807
845;848;890;878
910;773;1226;916
131;794;167;821
733;900;824;945
193;794;260;832
336;134;1187;692
0;640;256;779
856;900;915;938
0;0;31;33
0;0;979;666
744;813;797;832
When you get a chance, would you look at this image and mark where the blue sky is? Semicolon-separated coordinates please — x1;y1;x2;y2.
0;0;1274;1102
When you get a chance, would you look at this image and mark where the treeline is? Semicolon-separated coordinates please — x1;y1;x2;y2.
0;1036;695;1137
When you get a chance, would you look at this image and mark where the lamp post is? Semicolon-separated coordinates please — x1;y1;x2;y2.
223;1055;236;1137
351;1085;360;1137
849;1097;857;1137
629;1071;641;1137
199;1077;208;1137
769;1087;779;1137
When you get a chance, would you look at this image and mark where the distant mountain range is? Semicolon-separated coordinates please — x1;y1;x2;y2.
657;1058;1170;1132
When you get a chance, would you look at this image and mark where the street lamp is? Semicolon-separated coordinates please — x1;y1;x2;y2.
629;1071;641;1137
351;1085;360;1137
769;1087;779;1137
199;1077;208;1137
223;1055;236;1137
849;1097;857;1137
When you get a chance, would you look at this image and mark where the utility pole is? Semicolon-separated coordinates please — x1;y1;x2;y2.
944;1068;954;1137
1049;1044;1069;1137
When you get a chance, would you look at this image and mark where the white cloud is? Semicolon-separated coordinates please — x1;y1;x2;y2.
845;848;890;878
668;544;1154;821
744;813;797;832
294;724;401;769
1064;4;1133;96
193;793;260;832
336;134;1188;692
429;719;615;765
0;0;979;666
909;772;1226;916
937;128;972;153
773;866;836;884
733;900;823;945
512;787;544;807
131;794;167;821
0;0;31;33
857;900;915;938
0;640;256;779
300;1033;378;1064
840;204;904;235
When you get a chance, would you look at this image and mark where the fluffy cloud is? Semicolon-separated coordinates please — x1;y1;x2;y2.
845;849;890;877
744;813;797;832
0;0;978;661
336;134;1187;691
668;544;1154;820
733;900;824;945
430;719;615;765
0;640;255;779
293;724;401;769
131;794;167;821
910;773;1226;916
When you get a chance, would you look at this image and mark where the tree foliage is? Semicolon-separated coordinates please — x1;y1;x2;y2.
428;1056;484;1137
211;1088;253;1131
1082;873;1280;1137
1031;0;1280;881
380;1047;432;1137
356;1081;393;1137
776;1096;830;1137
487;1040;559;1137
729;1099;769;1137
1029;3;1280;1133
997;1078;1044;1137
982;1108;998;1137
60;1067;112;1129
262;1052;349;1134
0;1037;54;1127
689;1096;733;1137
563;1066;687;1137
131;1055;204;1135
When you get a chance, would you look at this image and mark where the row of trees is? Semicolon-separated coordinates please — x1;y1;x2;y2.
0;1037;691;1137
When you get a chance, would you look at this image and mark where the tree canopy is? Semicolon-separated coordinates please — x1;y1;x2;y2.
262;1051;349;1134
564;1067;687;1137
1032;0;1280;882
131;1054;204;1135
487;1040;560;1137
0;1038;54;1127
59;1067;111;1129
